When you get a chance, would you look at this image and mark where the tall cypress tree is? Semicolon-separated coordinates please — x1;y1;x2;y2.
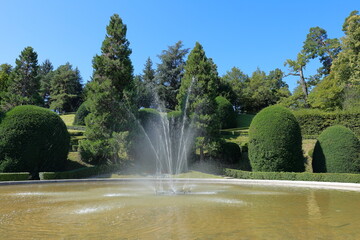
80;14;134;164
39;59;54;108
177;42;220;161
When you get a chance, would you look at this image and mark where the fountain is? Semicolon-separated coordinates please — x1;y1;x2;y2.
1;80;360;239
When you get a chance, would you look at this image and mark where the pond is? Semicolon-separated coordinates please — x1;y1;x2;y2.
0;179;360;239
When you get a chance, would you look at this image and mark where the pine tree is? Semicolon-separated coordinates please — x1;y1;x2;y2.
80;14;134;164
2;47;41;110
177;42;220;161
50;63;82;113
156;41;189;110
135;57;156;108
38;59;54;108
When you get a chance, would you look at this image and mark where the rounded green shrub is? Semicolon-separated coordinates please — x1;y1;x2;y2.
138;108;161;128
0;105;70;179
312;125;360;173
248;105;304;172
215;96;237;129
73;101;90;126
220;142;241;164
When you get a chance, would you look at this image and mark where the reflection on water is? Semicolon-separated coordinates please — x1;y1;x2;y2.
0;181;360;239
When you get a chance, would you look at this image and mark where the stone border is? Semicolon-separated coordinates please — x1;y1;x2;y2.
1;178;360;192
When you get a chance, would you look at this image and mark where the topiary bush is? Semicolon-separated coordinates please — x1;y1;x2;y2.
215;96;237;129
73;101;90;126
220;142;241;164
0;105;70;179
248;105;304;172
312;125;360;173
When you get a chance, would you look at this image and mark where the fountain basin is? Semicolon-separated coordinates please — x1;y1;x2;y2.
1;178;360;239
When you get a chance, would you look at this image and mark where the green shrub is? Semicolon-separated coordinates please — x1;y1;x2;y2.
138;108;161;127
0;105;70;179
73;101;90;126
40;164;122;180
0;172;30;181
224;168;360;183
215;96;237;129
293;109;360;137
249;105;304;172
312;125;360;173
220;142;241;164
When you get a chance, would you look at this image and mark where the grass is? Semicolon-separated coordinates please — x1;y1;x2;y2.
236;113;255;128
60;114;75;126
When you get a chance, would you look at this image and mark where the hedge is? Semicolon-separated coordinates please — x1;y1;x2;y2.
224;168;360;183
215;96;237;129
40;164;122;180
312;125;360;173
73;101;90;126
248;105;304;172
0;172;30;181
0;105;70;179
293;109;360;137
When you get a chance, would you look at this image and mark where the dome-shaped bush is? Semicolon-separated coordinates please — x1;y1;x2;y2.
312;125;360;173
215;96;237;129
0;105;70;179
73;101;90;126
248;105;304;172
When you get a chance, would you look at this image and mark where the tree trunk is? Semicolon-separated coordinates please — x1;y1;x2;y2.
199;145;204;162
299;67;309;106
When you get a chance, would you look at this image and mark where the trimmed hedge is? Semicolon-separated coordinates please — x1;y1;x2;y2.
312;125;360;173
215;96;237;129
40;164;122;180
138;108;161;127
0;172;30;181
293;109;360;137
73;101;90;126
0;105;70;179
220;142;241;164
249;105;304;172
224;168;360;183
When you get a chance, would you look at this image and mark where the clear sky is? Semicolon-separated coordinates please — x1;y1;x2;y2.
0;0;358;91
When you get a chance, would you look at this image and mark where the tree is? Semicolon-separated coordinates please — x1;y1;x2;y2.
241;68;290;112
156;41;189;110
38;59;54;108
0;64;12;101
177;42;220;161
285;27;340;107
220;67;249;112
50;63;83;113
308;11;360;110
135;57;156;108
80;14;134;164
2;47;41;110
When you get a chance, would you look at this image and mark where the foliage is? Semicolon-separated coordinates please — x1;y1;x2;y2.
0;64;12;102
224;168;360;183
138;108;161;127
219;142;241;164
50;63;83;113
248;105;304;172
81;14;134;164
215;96;236;129
40;164;122;180
0;172;30;181
134;58;156;108
308;11;360;110
2;47;41;110
38;59;54;108
177;42;220;161
73;101;90;126
293;109;360;137
312;125;360;173
0;105;70;179
157;41;189;110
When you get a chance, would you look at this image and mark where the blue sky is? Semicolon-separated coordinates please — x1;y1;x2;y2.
0;0;358;91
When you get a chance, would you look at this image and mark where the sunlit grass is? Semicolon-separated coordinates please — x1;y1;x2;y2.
60;114;75;126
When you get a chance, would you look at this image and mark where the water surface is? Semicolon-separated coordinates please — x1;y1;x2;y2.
0;181;360;239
